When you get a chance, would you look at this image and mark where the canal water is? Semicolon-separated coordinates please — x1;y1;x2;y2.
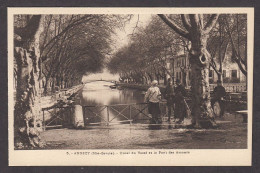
78;81;146;124
80;81;144;106
77;81;167;125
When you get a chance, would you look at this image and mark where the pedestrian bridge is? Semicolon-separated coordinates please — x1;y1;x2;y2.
84;80;118;84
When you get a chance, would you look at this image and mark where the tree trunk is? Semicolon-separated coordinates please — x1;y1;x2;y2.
163;74;167;86
43;76;50;95
60;77;64;89
56;76;60;89
14;15;45;149
147;73;153;83
189;34;216;128
217;73;223;85
156;75;160;84
51;78;56;92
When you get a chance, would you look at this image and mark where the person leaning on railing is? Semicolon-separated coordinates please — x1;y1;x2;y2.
144;80;162;124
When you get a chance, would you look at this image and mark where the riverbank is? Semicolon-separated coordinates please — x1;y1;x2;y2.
40;84;84;126
41;84;84;109
117;83;166;93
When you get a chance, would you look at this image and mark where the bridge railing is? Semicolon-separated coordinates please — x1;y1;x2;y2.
41;102;168;129
42;105;74;130
41;96;246;130
82;102;168;125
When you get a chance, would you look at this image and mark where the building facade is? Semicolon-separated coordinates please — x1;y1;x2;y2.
169;53;246;88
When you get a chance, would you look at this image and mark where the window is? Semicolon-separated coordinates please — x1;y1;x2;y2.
176;72;181;80
209;70;213;78
231;70;237;78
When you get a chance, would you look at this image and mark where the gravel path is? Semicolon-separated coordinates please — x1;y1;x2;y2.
41;115;247;149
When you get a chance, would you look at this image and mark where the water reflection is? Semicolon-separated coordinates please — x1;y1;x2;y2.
78;81;147;125
80;81;144;105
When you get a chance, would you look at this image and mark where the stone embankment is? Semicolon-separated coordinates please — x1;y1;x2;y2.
40;84;84;125
41;84;84;109
117;83;166;93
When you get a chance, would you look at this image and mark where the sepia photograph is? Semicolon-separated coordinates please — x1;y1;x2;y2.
8;7;254;166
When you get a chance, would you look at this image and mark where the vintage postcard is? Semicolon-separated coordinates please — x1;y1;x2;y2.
8;7;254;166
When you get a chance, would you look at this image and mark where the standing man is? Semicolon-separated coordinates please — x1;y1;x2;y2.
174;79;187;124
211;80;226;117
165;78;175;122
144;80;162;124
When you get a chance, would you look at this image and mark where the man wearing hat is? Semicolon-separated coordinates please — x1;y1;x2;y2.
144;80;162;124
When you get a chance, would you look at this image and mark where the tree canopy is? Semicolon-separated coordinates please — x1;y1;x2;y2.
14;14;130;94
107;15;186;84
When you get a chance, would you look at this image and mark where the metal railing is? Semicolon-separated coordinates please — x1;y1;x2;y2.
41;102;168;129
41;96;247;130
82;102;168;126
42;105;73;130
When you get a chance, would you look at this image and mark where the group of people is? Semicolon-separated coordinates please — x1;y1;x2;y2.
144;79;226;124
144;78;187;124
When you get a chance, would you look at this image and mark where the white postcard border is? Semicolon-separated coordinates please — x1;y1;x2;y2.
8;7;254;166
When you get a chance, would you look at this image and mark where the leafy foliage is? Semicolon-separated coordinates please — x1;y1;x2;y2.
107;15;186;83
